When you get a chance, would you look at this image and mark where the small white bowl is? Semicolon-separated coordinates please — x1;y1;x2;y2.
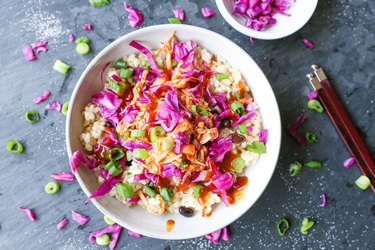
66;24;281;239
216;0;318;40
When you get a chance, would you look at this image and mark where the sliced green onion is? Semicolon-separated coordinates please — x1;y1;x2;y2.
157;137;174;151
307;99;324;113
150;126;166;143
289;161;303;176
144;186;156;198
306;131;318;143
277;218;290;237
62;102;69;116
235;92;241;101
133;148;148;159
145;60;150;69
172;59;178;68
130;129;146;138
119;68;134;78
160;187;173;202
126;151;132;161
116;183;135;198
247;141;266;154
231;157;246;172
53;59;71;74
237;124;248;135
116;59;127;68
104;160;122;176
168;17;181;24
25;111;40;124
189;105;198;116
231;101;245;115
89;0;110;8
123;131;130;141
6;140;24;154
96;233;110;246
210;107;217;113
197;105;208;116
76;43;90;55
305;160;322;169
193;185;203;198
44;181;60;194
180;160;187;170
108;148;124;161
215;73;229;80
300;217;314;235
75;36;90;44
103;215;115;225
355;175;371;190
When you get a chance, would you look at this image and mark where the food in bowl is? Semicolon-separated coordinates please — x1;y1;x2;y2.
70;31;268;218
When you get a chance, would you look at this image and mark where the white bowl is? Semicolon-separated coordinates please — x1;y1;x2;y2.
216;0;318;40
66;24;281;240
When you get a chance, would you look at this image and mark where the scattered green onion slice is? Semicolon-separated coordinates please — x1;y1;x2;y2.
116;183;135;198
103;215;115;225
231;101;245;115
144;186;156;198
289;161;303;176
89;0;110;8
180;160;187;170
160;187;173;202
6;140;24;154
132;148;148;159
123;131;130;141
300;217;314;235
75;36;90;44
103;160;122;176
307;99;324;113
197;105;208;116
172;59;178;68
247;141;266;154
237;124;248;135
306;131;318;143
44;181;60;194
157;137;174;152
168;17;181;24
231;157;246;172
189;105;198;116
53;60;71;74
116;59;127;68
108;148;124;161
25;111;40;124
193;185;203;198
235;92;241;100
76;43;90;55
96;233;111;246
305;160;322;169
130;129;146;138
277;218;290;237
150;126;166;143
126;151;132;161
119;68;134;78
62;102;69;116
355;175;371;190
215;73;229;80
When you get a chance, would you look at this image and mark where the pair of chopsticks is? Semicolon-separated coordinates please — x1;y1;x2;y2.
307;65;375;194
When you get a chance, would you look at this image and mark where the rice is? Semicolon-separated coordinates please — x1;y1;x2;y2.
80;34;265;217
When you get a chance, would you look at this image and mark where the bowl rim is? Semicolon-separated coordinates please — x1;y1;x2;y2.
66;24;281;240
215;0;318;40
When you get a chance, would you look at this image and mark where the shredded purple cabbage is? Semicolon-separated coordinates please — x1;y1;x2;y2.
129;40;161;77
33;90;50;104
173;9;185;21
208;136;233;163
287;114;308;147
124;2;143;28
70;150;100;173
201;7;215;18
57;218;69;229
71;211;90;225
212;172;234;190
161;163;184;178
128;230;142;238
92;90;122;119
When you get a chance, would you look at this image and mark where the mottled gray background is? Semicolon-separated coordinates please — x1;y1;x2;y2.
0;0;374;249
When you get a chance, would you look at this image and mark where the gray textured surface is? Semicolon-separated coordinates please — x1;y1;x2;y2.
0;0;374;249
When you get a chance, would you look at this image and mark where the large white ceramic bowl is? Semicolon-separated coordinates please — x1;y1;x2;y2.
216;0;318;40
66;24;281;240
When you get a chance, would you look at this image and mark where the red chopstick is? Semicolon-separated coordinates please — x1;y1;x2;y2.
308;65;375;194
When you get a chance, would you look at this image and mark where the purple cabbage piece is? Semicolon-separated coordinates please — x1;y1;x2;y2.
232;111;256;127
85;176;121;202
119;138;152;151
88;223;123;250
92;90;122;119
71;211;90;225
70;150;100;173
161;163;184;178
119;104;139;125
173;40;196;62
144;169;159;183
174;131;190;154
157;90;182;132
212;172;234;190
208;136;233;163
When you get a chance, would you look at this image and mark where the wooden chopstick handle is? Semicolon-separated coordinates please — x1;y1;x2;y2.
318;79;375;193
